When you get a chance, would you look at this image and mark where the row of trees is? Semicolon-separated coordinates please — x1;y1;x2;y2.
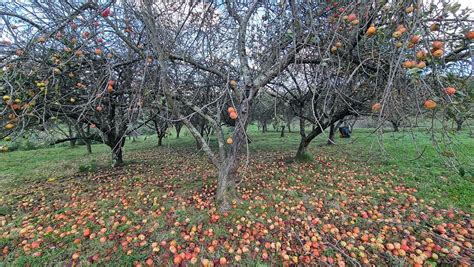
1;0;473;210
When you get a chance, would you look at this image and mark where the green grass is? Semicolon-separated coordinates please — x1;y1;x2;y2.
0;125;473;266
1;124;472;210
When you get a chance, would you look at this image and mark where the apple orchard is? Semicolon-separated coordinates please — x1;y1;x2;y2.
0;0;473;266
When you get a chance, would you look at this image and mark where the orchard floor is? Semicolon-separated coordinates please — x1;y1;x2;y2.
0;128;473;266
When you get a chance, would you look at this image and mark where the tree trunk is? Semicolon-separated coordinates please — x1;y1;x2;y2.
154;120;166;146
68;126;76;147
175;123;182;138
295;115;346;159
112;144;123;167
107;134;125;167
287;122;291;133
295;139;309;159
280;126;285;137
262;122;267;133
200;123;205;136
216;98;253;211
455;119;463;131
158;136;163;146
85;142;92;154
195;135;202;149
327;123;336;145
216;159;238;211
391;121;399;132
85;124;92;154
299;113;306;136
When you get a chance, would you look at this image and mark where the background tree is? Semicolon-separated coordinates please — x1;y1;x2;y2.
0;1;144;166
250;93;274;133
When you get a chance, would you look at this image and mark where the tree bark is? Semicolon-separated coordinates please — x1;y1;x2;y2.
175;122;182;138
216;158;238;211
455;119;464;131
158;136;163;146
391;121;400;132
194;123;205;149
287;122;291;133
295;139;309;159
85;142;92;154
327;123;336;145
84;124;92;154
68;126;76;147
107;133;125;167
154;120;167;146
215;97;253;211
280;125;285;137
112;143;124;167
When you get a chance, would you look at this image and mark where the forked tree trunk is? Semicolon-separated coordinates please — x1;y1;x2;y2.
295;112;349;159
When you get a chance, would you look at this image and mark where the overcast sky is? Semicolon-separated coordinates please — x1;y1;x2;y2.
458;0;474;8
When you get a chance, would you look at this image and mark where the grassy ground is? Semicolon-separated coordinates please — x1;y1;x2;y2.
2;126;472;210
0;126;472;266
